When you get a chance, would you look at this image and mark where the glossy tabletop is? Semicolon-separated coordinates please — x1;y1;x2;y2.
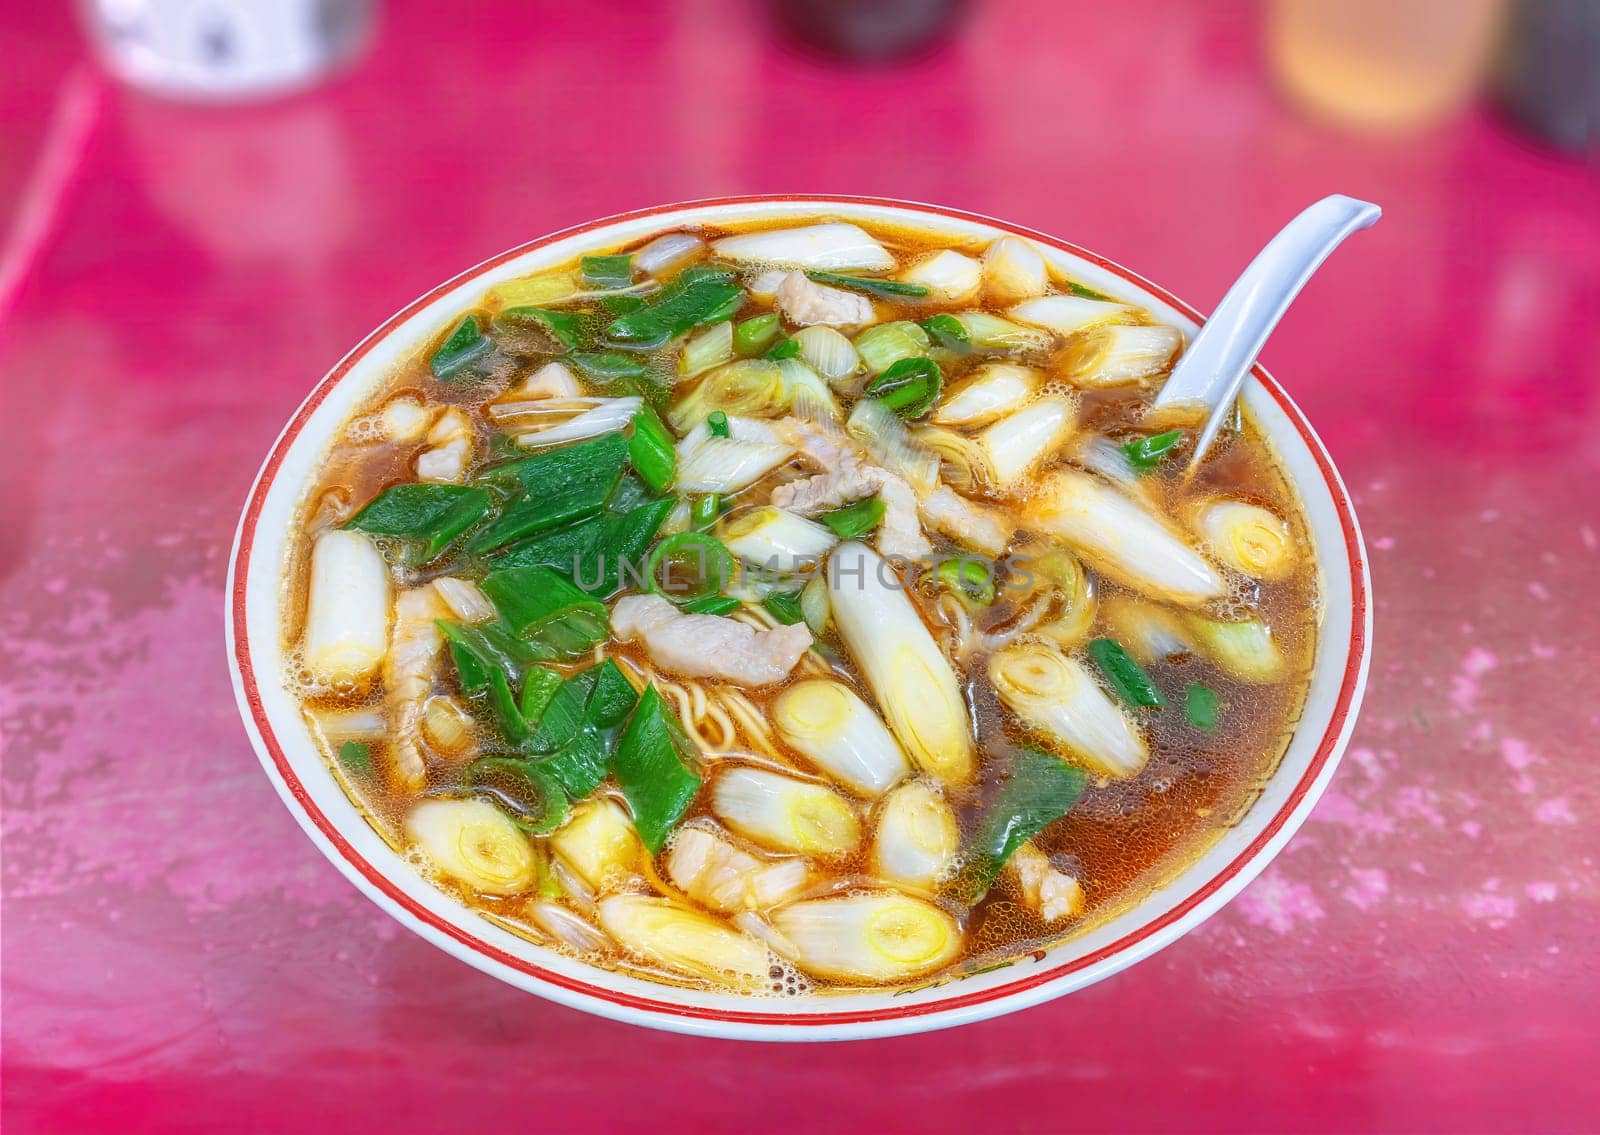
3;2;1598;1132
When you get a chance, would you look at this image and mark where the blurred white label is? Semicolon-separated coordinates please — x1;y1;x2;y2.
78;0;374;99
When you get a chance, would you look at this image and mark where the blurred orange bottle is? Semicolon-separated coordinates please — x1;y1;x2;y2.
1267;0;1508;130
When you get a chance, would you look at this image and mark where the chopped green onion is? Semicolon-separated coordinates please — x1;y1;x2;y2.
762;590;806;626
492;306;584;353
921;313;970;351
479;566;610;657
1185;682;1220;731
865;356;942;419
690;494;721;531
430;314;491;381
1121;430;1185;474
438;620;543;694
765;336;801;360
934;558;995;606
817;496;886;539
612;685;702;852
599;294;645;316
344;483;494;560
523;669;597;755
681;594;741;616
464;757;568;833
570;350;650;386
805;270;929;299
585;659;639;730
581;254;635;289
734;313;781;357
628;405;676;493
486;667;531;744
603;266;743;350
541;729;609;800
336;740;372;777
963;747;1087;895
586;497;675;596
706;410;730;438
646;531;733;604
519;666;565;724
470;433;627;552
1087;637;1167;708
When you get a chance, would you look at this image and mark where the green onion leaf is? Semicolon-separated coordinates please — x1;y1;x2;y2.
603;266;743;350
1067;280;1113;301
646;531;733;605
963;747;1088;895
612;685;702;853
486;667;531;744
585;659;639;730
470;433;627;552
430;314;492;381
706;409;731;438
438;620;545;694
765;336;801;360
1185;683;1220;731
921;313;971;352
805;270;929;299
492;306;585;353
934;558;995;606
464;757;568;833
817;496;886;539
762;590;806;626
853;320;930;375
581;254;635;290
523;669;598;756
628;405;676;494
1087;637;1167;708
336;741;372;778
519;666;565;725
681;594;741;616
865;356;942;419
734;313;781;357
1121;430;1185;474
690;494;720;532
480;566;610;657
344;483;494;560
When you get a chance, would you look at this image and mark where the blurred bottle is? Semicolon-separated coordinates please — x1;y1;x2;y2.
1493;0;1596;154
769;0;968;63
1267;0;1508;130
77;0;375;101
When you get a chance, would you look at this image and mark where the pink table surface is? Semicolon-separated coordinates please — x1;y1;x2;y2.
3;2;1597;1132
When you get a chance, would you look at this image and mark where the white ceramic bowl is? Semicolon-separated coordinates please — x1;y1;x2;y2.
228;196;1370;1041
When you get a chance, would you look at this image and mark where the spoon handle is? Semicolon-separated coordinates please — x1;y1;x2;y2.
1154;194;1381;469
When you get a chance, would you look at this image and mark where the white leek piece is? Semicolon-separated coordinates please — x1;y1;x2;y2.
595;894;770;990
712;223;895;271
952;311;1053;353
800;573;831;634
898;249;981;303
772;679;912;797
977;394;1076;487
1063;323;1183;387
852;320;930;375
989;641;1149;778
634;231;705;277
1192;499;1297;580
828;542;974;784
302;530;391;685
420;695;476;759
871;779;959;890
668;359;788;431
550;798;642;890
676;416;795;493
516;397;642;448
432;576;495;624
506;360;581;400
931;363;1042;427
404;798;537;895
710;766;862;857
982;236;1048;304
793;326;861;388
846;399;939;494
745;268;790;301
1021;545;1097;648
1025;469;1227;607
678;320;734;380
527;900;609;954
1100;594;1191;665
770;891;961;983
776;358;842;421
721;506;838;567
1187;615;1286;682
1008;295;1132;335
664;826;811;914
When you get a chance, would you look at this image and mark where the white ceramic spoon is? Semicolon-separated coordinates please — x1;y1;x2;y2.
1152;194;1382;470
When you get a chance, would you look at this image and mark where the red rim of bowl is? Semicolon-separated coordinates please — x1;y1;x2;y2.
230;194;1368;1031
